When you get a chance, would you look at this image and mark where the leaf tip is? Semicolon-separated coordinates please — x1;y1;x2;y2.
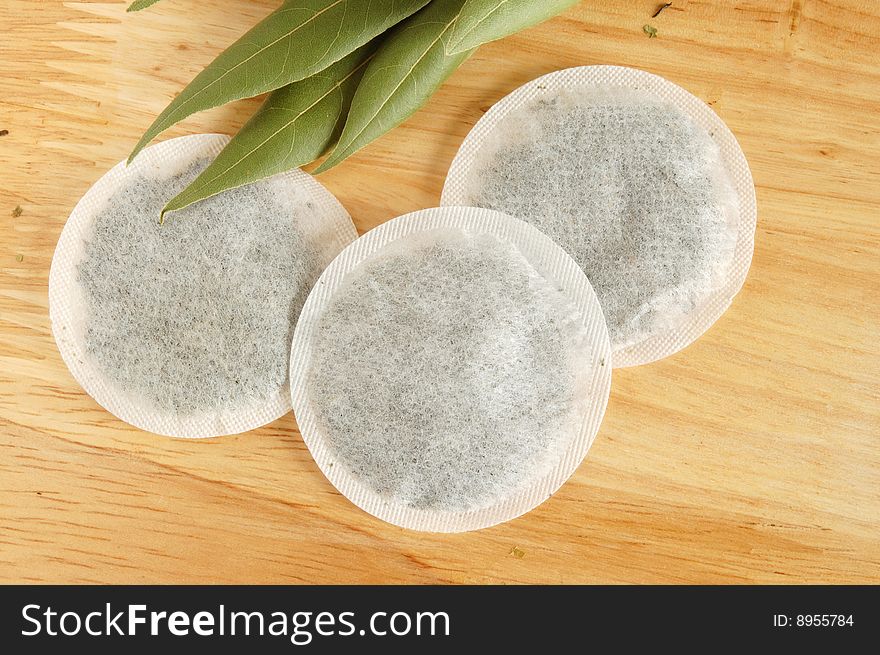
312;157;338;175
160;197;182;221
159;197;185;223
127;0;159;12
128;139;148;165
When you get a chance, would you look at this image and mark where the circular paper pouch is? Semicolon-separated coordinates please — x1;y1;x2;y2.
442;65;757;368
290;206;612;532
49;134;357;438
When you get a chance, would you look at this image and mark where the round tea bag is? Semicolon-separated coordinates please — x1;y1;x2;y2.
442;65;757;367
49;133;357;438
290;206;612;532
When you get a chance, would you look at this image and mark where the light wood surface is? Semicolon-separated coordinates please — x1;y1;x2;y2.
1;0;878;584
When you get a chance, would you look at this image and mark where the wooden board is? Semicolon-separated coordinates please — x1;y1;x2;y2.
1;0;878;584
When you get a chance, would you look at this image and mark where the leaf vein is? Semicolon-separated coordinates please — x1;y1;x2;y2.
165;0;346;123
332;16;460;162
191;55;374;189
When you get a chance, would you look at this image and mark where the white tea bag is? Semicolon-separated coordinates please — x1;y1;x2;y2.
443;66;757;367
290;206;611;532
49;134;357;438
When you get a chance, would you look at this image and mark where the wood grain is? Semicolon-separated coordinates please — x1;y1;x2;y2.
1;0;878;584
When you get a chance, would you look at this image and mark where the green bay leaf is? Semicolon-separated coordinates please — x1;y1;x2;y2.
315;0;475;173
161;43;375;218
127;0;163;11
446;0;578;55
129;0;430;162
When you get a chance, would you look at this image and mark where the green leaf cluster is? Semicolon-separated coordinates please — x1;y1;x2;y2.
128;0;579;216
